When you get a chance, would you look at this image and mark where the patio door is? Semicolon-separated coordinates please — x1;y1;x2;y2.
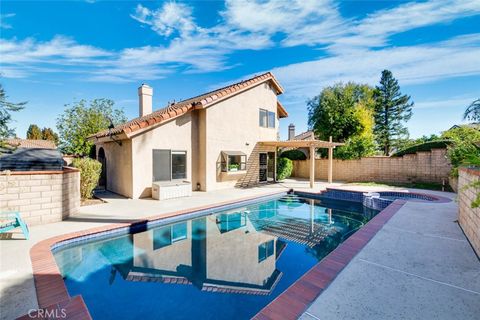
267;152;275;182
259;152;276;183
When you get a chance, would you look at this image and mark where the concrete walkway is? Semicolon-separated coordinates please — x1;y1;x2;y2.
0;180;471;320
301;194;480;320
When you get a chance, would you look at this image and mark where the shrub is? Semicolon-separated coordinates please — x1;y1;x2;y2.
441;127;480;176
334;134;376;160
280;149;307;160
72;157;102;199
392;140;452;157
277;157;293;181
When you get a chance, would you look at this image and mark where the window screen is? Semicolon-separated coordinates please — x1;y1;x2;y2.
259;109;267;127
268;111;275;128
172;151;187;179
153;150;171;181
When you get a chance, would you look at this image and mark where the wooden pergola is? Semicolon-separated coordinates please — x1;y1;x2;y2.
259;137;344;188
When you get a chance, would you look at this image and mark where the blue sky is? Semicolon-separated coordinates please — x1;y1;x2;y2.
1;0;479;140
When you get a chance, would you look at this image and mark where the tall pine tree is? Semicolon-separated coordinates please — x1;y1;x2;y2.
373;70;413;155
26;124;42;139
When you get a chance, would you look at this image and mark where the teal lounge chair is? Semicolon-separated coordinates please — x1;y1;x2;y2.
0;212;29;240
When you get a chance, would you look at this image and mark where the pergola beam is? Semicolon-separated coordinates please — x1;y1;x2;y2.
260;138;344;188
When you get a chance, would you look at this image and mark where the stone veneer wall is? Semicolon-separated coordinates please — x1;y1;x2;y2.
458;167;480;256
292;148;451;184
0;167;80;226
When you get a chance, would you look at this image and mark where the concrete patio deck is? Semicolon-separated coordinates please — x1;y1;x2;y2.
0;179;477;320
300;194;480;320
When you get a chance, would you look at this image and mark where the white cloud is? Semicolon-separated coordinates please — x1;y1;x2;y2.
0;13;15;29
2;0;480;84
0;36;111;64
328;0;480;53
270;34;480;101
414;97;475;110
130;3;196;37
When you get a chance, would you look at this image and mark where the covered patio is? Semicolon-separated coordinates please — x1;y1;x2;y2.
259;137;345;188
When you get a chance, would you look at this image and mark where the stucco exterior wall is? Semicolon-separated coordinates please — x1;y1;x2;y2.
93;82;282;198
96;139;133;198
131;112;195;198
0;168;80;226
458;167;480;256
291;148;451;184
204;82;279;191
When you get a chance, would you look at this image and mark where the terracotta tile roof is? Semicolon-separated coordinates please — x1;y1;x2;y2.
91;72;286;139
5;138;56;149
293;130;315;140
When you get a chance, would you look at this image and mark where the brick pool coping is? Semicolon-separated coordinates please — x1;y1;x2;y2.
27;188;433;319
252;198;408;320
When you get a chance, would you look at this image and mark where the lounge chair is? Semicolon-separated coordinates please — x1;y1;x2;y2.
0;212;29;239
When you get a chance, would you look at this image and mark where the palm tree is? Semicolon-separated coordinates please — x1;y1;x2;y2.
463;99;480;122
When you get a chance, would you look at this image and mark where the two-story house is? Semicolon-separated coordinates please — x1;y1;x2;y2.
89;72;288;199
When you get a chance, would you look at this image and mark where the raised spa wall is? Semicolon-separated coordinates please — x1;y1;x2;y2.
0;167;80;225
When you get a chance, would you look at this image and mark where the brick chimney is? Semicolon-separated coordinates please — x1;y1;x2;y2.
288;123;295;140
138;84;153;117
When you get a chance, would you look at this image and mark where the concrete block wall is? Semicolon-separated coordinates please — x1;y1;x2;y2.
0;167;80;226
458;167;480;256
291;148;451;184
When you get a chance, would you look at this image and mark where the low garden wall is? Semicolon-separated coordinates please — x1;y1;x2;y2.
458;167;480;256
291;148;451;184
0;167;80;226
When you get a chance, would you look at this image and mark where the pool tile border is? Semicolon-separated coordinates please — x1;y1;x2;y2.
252;198;408;320
27;190;288;319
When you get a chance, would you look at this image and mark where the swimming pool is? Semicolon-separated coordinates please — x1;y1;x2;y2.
53;194;378;319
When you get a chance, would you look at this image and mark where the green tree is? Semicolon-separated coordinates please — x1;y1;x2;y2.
308;82;374;141
26;124;43;139
41;127;59;144
373;70;414;155
0;84;26;140
463;98;480;122
56;99;127;155
308;82;376;159
441;126;480;174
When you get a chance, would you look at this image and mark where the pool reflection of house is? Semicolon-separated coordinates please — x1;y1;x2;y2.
102;198;363;295
126;212;284;295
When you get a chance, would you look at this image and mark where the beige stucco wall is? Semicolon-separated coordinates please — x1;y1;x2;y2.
94;81;282;198
291;148;451;184
203;82;279;191
130;112;195;198
0;168;80;226
458;167;480;256
96;139;133;198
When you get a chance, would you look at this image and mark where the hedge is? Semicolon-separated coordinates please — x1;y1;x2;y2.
277;157;293;181
280;149;307;160
72;157;102;199
392;140;452;157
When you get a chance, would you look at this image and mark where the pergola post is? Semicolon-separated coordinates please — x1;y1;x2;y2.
309;145;315;188
328;136;333;184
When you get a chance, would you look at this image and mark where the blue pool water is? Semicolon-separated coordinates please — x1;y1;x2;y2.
54;195;378;319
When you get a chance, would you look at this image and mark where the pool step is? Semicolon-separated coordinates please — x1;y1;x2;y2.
278;194;302;203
